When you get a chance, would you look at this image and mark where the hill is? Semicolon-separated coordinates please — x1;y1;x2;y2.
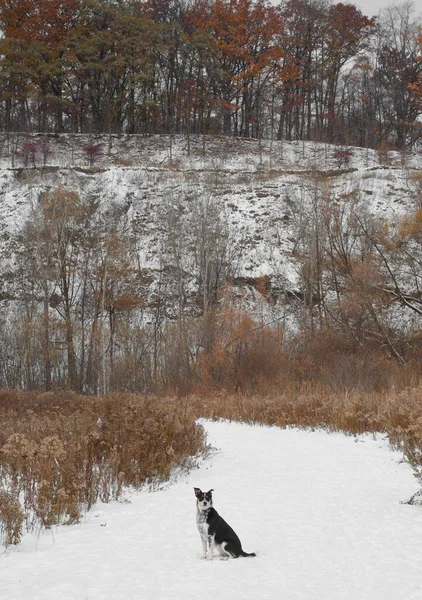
0;133;421;392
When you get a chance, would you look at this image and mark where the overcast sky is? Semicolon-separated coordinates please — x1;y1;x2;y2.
268;1;416;20
352;0;391;17
347;0;422;19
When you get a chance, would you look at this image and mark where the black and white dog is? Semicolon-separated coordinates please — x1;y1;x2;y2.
194;487;256;559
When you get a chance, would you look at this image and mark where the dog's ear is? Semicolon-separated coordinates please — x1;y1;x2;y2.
194;487;202;496
207;489;214;495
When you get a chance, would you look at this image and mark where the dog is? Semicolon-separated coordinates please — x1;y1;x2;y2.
194;487;256;559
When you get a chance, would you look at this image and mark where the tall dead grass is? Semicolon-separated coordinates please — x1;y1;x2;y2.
188;386;392;432
0;391;205;545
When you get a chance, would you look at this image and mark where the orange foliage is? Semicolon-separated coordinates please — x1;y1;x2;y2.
0;0;81;46
399;208;422;239
326;3;375;64
194;307;285;394
192;0;284;88
408;29;422;101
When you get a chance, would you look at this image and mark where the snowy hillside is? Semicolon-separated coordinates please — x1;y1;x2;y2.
0;133;421;325
2;420;422;600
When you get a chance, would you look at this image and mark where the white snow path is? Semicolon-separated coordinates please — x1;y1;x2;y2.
2;420;422;600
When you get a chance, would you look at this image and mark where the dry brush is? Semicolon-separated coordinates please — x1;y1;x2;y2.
0;390;206;545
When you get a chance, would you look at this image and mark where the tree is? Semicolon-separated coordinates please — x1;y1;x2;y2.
21;187;94;390
192;0;284;136
366;209;422;318
67;0;156;133
277;0;374;143
20;186;146;393
0;0;81;131
373;1;422;148
408;26;422;117
319;3;374;142
191;192;238;312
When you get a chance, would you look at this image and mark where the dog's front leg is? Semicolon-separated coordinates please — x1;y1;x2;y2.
206;536;215;560
201;536;208;559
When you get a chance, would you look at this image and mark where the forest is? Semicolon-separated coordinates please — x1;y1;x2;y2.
0;0;421;149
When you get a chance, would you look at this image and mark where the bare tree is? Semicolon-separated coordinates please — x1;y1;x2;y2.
374;1;422;148
191;191;238;313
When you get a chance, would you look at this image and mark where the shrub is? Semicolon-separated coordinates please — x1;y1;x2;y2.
0;490;23;546
14;139;52;167
83;142;103;165
0;391;206;544
332;147;353;167
16;141;38;167
39;139;51;165
377;141;394;165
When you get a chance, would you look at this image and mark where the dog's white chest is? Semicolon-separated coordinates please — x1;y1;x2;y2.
196;512;209;540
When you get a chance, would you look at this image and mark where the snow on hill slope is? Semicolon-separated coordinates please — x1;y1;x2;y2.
2;420;422;600
0;133;421;322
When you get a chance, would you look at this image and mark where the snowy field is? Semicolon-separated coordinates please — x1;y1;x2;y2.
2;420;422;600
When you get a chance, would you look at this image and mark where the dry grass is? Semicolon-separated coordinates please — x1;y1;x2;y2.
0;391;206;545
188;387;383;432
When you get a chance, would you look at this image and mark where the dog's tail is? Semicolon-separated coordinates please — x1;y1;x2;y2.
241;550;256;557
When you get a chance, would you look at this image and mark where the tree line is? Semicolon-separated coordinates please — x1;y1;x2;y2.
0;0;421;148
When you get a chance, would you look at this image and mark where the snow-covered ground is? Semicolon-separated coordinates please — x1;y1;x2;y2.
2;420;422;600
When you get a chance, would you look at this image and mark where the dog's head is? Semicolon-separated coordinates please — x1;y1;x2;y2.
194;487;214;510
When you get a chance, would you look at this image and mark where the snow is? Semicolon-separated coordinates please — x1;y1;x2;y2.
0;134;421;328
2;420;422;600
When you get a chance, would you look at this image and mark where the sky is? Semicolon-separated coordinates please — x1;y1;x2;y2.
269;0;416;20
347;0;421;19
352;0;393;17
